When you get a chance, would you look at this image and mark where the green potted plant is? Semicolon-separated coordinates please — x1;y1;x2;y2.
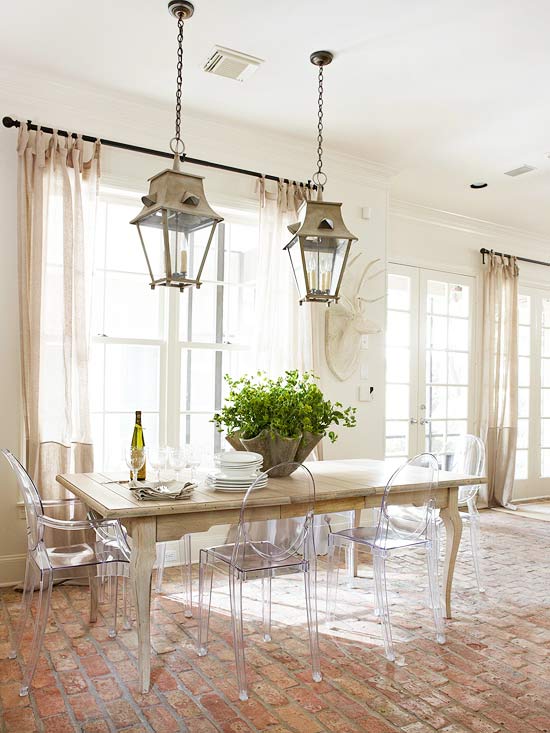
212;370;356;476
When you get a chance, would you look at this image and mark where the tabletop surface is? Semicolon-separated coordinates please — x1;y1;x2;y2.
56;459;485;520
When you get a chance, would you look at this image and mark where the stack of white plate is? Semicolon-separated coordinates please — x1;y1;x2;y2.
207;451;266;492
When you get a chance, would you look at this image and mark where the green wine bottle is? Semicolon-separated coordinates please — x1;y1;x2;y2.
131;410;146;481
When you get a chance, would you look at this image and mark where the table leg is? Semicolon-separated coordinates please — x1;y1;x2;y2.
129;517;157;693
439;487;462;619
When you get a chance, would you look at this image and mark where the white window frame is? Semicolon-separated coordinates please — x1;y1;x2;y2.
91;188;258;469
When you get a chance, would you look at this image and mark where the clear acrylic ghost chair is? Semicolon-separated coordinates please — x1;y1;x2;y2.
155;445;195;613
103;535;193;629
389;435;486;592
87;509;133;629
326;453;444;662
443;434;486;592
1;449;130;696
197;462;322;701
155;536;193;616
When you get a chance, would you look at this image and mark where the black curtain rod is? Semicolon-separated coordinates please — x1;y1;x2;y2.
480;247;550;268
2;116;316;190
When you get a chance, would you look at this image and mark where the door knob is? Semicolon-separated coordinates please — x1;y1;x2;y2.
419;417;431;425
409;418;418;424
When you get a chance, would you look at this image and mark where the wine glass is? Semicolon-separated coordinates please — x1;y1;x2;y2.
148;446;168;486
168;447;187;482
185;445;202;481
125;447;145;489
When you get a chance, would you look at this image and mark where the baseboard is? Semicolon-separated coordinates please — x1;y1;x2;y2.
159;529;227;567
510;494;550;504
0;553;26;586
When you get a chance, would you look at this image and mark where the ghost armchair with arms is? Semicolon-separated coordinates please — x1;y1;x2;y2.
2;448;130;696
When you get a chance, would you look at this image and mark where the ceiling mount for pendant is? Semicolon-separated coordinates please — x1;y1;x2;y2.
168;1;194;19
310;50;333;67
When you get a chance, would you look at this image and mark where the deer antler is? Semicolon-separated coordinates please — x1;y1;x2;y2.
356;257;383;295
357;294;385;304
347;253;362;271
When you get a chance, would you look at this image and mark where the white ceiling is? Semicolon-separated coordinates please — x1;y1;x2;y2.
2;0;550;236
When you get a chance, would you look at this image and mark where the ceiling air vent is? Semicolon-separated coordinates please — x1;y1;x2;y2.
203;46;263;82
504;164;536;177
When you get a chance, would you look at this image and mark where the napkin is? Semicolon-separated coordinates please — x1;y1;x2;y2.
130;480;196;501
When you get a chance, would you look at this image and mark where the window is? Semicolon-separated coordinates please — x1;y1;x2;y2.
541;298;550;476
514;286;550;495
515;293;530;479
385;264;475;464
424;278;470;454
90;191;258;471
385;271;412;461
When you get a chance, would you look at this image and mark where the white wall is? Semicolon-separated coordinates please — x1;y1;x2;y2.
0;103;24;584
0;65;391;582
389;200;550;280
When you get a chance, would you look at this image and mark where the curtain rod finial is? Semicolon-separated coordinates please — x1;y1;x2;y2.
2;116;18;129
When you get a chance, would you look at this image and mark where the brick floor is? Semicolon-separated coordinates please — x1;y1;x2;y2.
0;510;548;732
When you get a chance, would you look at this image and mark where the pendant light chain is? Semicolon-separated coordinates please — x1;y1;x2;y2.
171;12;185;154
314;65;327;188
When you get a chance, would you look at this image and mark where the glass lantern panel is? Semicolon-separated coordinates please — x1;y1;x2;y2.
166;210;217;281
301;236;349;298
328;237;351;296
286;236;307;301
136;220;167;282
137;209;217;281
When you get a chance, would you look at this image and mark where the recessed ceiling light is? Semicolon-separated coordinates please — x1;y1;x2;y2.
470;182;488;189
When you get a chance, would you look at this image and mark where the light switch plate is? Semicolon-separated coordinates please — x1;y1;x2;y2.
360;364;369;380
359;384;374;402
360;335;369;349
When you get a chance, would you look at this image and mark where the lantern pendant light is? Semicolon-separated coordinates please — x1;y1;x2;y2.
285;51;357;305
130;1;223;292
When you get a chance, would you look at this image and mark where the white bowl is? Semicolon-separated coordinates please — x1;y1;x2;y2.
215;451;263;465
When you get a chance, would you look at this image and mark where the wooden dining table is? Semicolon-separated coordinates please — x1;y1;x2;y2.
57;458;483;693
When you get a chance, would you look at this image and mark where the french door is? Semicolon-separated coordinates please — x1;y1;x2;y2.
514;286;550;499
385;264;476;463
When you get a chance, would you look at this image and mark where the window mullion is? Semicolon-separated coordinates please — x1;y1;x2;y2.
184;237;194;443
99;201;109;469
533;292;542;480
214;223;226;454
165;287;180;448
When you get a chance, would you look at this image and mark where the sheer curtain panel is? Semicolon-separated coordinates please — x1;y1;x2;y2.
479;252;519;508
17;123;101;497
254;179;321;376
249;181;326;550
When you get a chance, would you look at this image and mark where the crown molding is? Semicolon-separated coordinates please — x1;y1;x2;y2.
390;199;550;253
0;63;395;190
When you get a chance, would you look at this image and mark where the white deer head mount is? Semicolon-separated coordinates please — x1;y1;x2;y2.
325;254;385;382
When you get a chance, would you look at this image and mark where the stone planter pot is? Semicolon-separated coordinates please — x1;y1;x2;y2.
225;431;244;452
226;429;323;477
294;431;323;463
